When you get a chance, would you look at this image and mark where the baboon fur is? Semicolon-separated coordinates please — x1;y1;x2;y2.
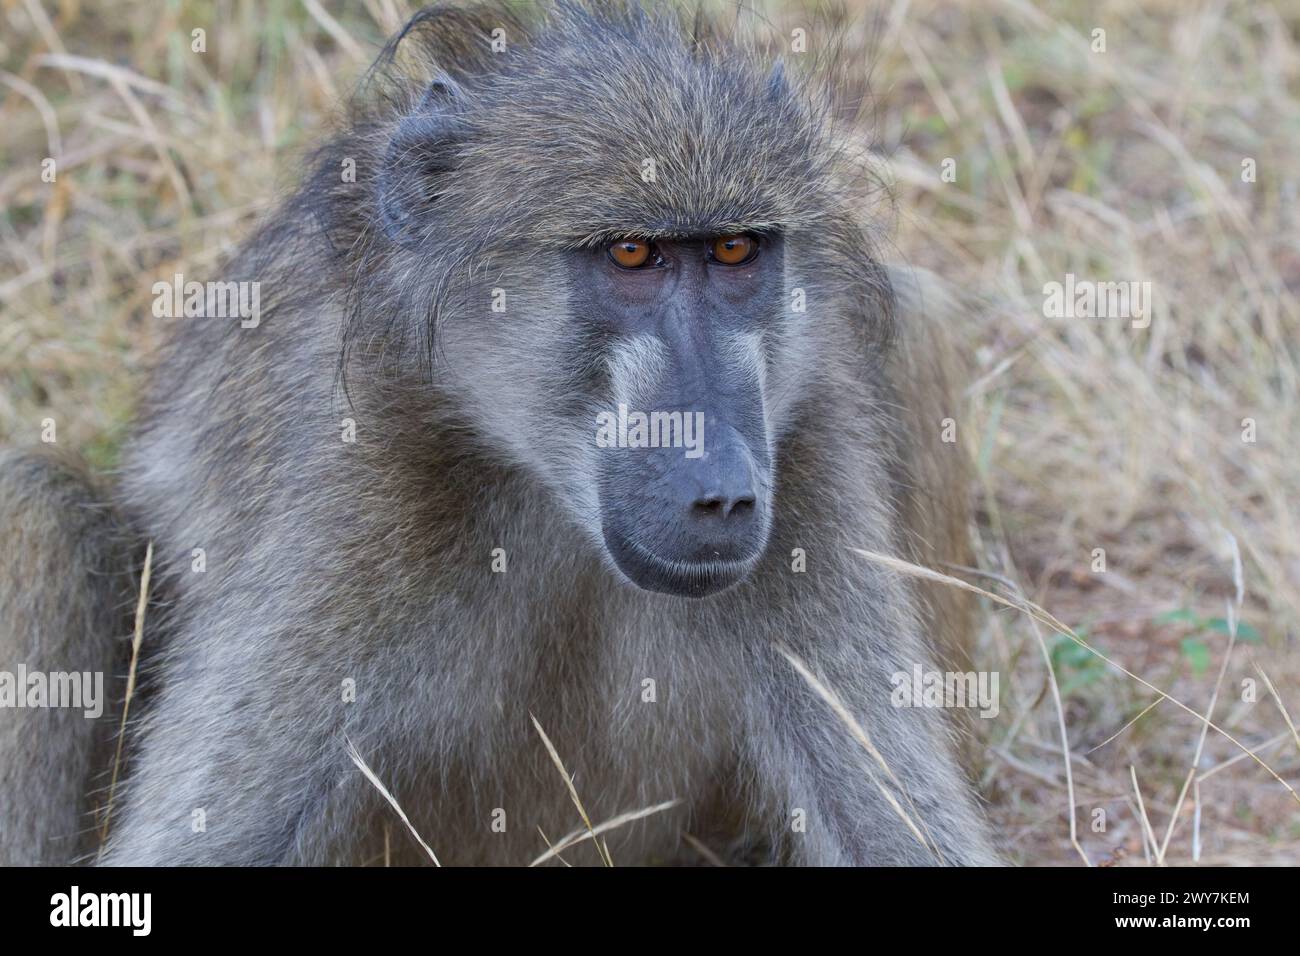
0;448;136;864
0;1;995;866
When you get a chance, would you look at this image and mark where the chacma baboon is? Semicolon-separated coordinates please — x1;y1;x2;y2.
0;1;997;866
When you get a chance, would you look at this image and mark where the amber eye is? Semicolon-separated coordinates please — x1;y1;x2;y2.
609;239;652;269
711;234;758;265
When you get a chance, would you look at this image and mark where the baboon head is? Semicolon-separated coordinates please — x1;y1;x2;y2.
364;3;890;597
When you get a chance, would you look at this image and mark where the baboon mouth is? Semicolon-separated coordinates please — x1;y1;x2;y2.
602;529;764;598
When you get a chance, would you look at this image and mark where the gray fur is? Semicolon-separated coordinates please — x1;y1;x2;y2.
0;448;136;864
0;1;995;866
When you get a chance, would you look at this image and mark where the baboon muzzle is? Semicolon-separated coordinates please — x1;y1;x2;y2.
597;418;772;598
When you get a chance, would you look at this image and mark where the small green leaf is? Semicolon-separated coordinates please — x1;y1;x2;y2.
1205;618;1262;643
1156;608;1201;626
1059;668;1105;696
1050;631;1106;696
1180;637;1212;676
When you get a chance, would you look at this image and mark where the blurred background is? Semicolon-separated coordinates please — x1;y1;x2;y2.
1;0;1297;864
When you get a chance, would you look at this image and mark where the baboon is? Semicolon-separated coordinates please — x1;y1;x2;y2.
0;1;996;866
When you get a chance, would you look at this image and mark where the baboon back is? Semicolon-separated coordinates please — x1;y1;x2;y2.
0;448;137;864
887;267;978;670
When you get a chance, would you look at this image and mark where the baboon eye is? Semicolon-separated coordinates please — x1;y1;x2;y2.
710;234;759;265
608;239;653;269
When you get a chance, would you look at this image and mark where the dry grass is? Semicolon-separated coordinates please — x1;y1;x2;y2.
861;0;1300;865
1;0;1296;865
96;538;151;856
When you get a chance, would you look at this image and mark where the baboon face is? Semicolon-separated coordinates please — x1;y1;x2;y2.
375;15;873;598
570;233;784;597
436;231;791;599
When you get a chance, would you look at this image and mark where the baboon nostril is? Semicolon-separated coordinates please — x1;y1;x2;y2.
729;495;756;517
692;492;755;519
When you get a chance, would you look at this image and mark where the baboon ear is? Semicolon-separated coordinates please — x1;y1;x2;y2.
377;75;467;244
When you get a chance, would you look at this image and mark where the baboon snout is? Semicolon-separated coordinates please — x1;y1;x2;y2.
598;423;771;599
680;428;760;522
